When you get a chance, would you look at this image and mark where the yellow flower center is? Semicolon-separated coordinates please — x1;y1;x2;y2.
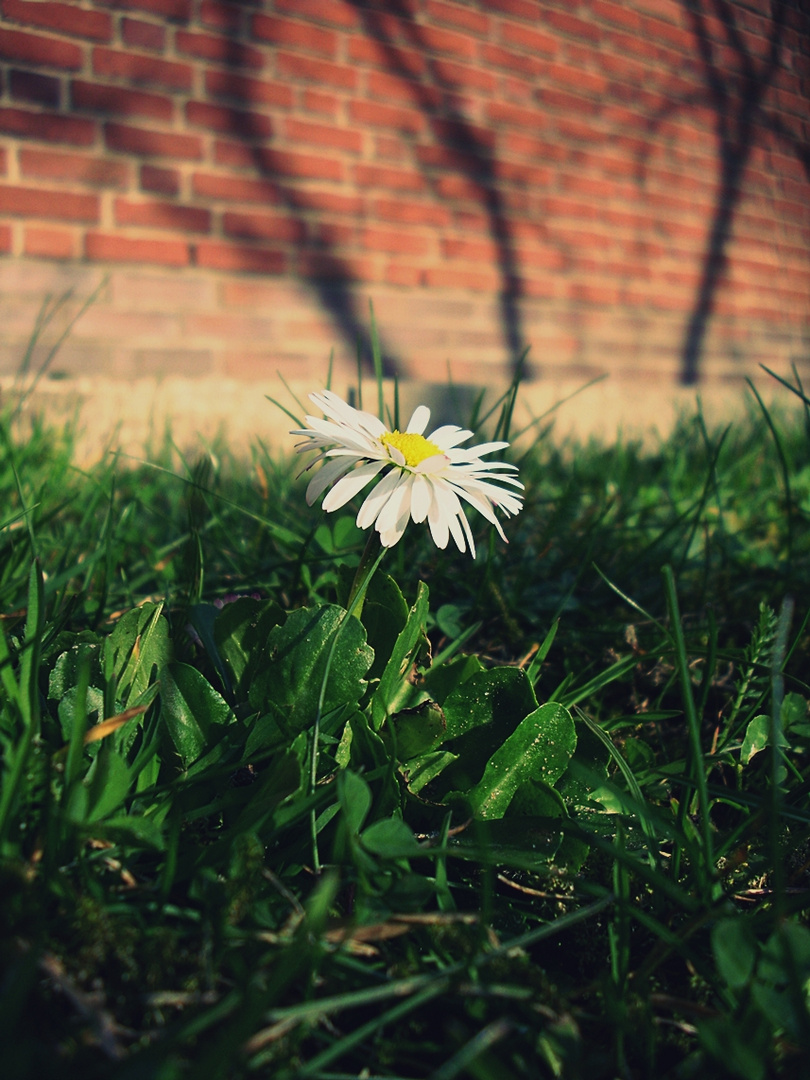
381;430;442;468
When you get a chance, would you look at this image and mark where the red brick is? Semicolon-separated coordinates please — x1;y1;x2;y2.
297;251;375;281
486;101;549;131
486;0;541;20
0;224;11;252
499;20;557;56
9;68;60;106
175;29;264;67
284;117;363;153
545;9;603;43
288;188;363;215
94;0;191;19
276;52;357;90
199;0;244;34
0;0;112;42
85;231;189;265
300;88;338;117
434;174;488;201
194;240;286;273
420;24;477;59
415;144;482;172
430;117;495;148
424;1;490;36
205;69;293;107
367;71;443;108
503;132;566;160
591;0;642;31
20;147;129;187
93;47;193;91
372;197;451;227
192;171;282;204
251;13;337;56
312;221;354;247
0;147;6;174
140;164;179;194
71;79;173;121
0;183;98;221
115;197;211;233
185;100;273;137
429;58;495;92
641;14;695;50
353;163;426;191
214;140;344;181
24;224;75;258
222;211;304;243
273;0;359;29
385;263;424;287
479;43;547;78
441;236;499;261
105;122;203;159
346;37;427;78
348;99;425;134
423;266;501;290
0;26;82;68
0;106;95;144
361;227;430;255
122;17;166;51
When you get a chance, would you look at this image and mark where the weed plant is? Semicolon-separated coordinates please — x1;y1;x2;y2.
1;358;809;1080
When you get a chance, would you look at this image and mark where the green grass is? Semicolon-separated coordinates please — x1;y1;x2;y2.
1;364;810;1080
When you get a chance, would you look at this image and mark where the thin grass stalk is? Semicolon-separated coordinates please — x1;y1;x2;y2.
769;595;793;924
663;564;714;892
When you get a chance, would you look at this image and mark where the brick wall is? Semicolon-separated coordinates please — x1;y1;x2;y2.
0;0;808;419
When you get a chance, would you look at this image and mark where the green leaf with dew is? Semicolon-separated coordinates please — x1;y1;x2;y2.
451;702;576;820
161;661;235;768
248;604;373;739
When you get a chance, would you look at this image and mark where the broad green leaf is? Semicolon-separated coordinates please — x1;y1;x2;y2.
371;581;429;730
385;700;446;760
107;602;170;708
419;653;483;706
361;817;422;859
741;713;789;765
781;692;808;732
400;749;458;795
80;738;131;820
337;566;411;680
213;597;284;699
439;667;538;791
443;667;537;741
448;817;564;869
161;661;235;767
454;702;576;819
712;917;757;989
338;768;372;836
248;604;373;738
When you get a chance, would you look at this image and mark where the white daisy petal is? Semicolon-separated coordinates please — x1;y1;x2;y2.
321;460;387;511
406;404;431;435
356;468;402;529
305;455;358;505
375;473;413;536
427;494;450;549
428;425;474;449
410;473;432;523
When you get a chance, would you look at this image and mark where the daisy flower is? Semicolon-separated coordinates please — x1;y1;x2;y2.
291;390;524;557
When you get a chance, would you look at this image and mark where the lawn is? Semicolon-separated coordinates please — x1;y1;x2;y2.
1;357;809;1080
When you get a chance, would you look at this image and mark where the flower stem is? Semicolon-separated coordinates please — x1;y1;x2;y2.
346;529;384;617
309;533;386;874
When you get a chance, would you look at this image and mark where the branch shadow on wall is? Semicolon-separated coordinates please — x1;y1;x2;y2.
213;3;530;386
655;0;810;384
